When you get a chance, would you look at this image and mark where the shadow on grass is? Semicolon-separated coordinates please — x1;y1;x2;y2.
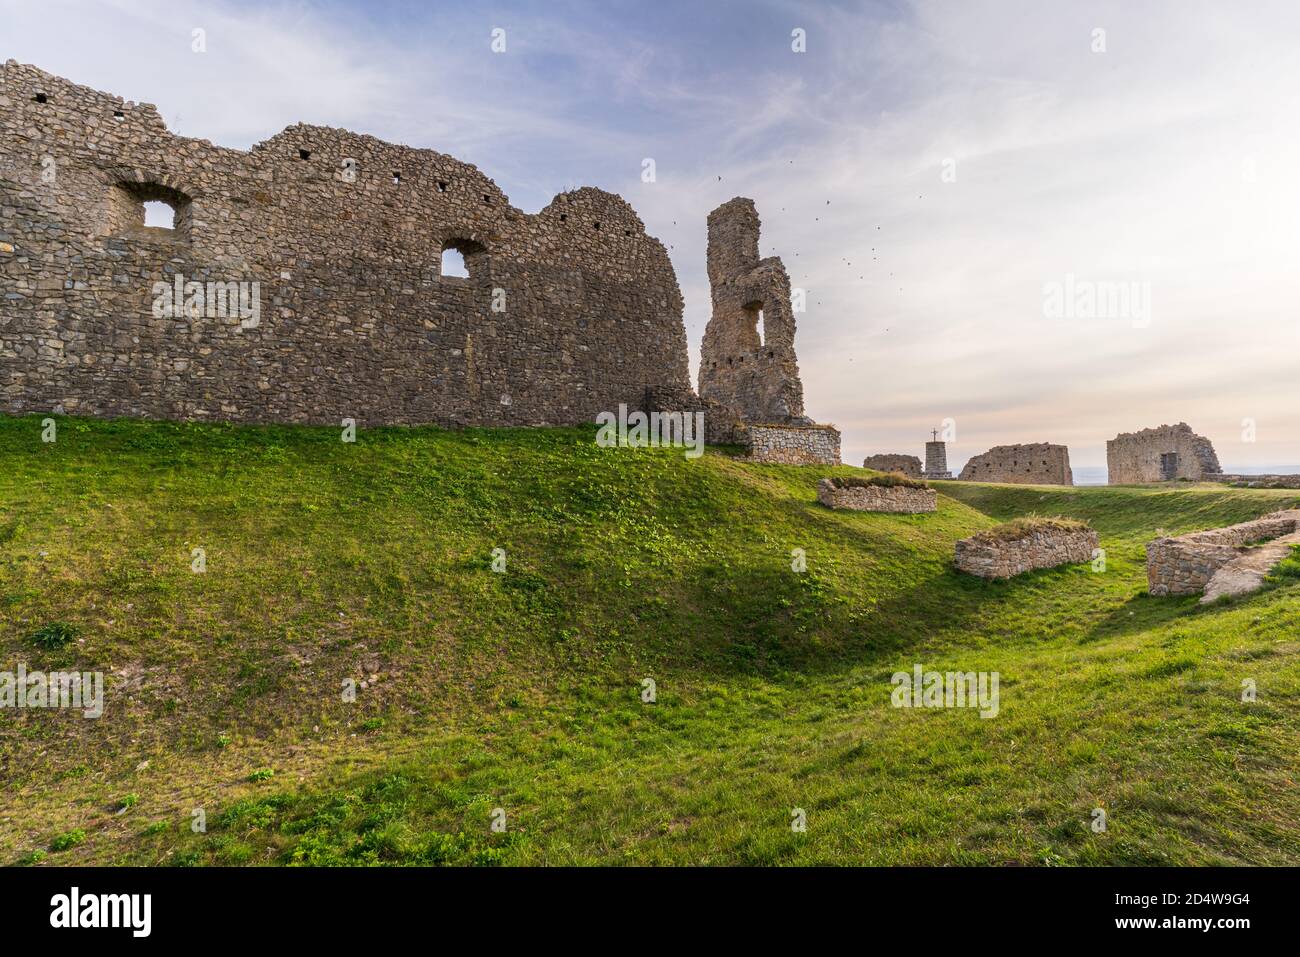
1080;591;1201;643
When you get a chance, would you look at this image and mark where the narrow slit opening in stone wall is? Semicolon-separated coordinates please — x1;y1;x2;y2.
743;300;766;349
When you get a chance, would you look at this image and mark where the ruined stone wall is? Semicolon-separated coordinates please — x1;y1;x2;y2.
1145;510;1300;596
958;443;1073;485
955;527;1098;580
742;424;840;465
863;454;922;478
698;198;808;426
0;61;693;427
816;478;935;513
1107;423;1221;484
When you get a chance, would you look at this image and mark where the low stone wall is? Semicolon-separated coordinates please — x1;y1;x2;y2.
817;478;936;513
743;424;841;465
955;527;1099;579
863;454;922;478
1145;510;1300;595
1213;474;1300;489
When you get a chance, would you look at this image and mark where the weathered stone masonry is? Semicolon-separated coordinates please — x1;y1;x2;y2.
817;478;936;513
923;440;952;480
0;61;694;428
863;453;921;478
697;196;838;464
1145;510;1300;597
741;423;840;466
1107;423;1221;484
959;443;1073;485
699;198;808;427
955;526;1098;580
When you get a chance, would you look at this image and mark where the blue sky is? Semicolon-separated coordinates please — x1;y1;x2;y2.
6;0;1300;470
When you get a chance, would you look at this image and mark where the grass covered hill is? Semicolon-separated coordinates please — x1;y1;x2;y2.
2;414;1299;865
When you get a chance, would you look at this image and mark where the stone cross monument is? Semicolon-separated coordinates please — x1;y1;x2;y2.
924;429;953;480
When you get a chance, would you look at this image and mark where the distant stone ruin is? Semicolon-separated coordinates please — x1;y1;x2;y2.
923;440;953;480
1107;423;1221;484
698;197;838;464
1146;510;1300;602
863;454;922;478
959;443;1073;486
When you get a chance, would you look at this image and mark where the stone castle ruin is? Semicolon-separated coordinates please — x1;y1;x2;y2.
863;453;922;478
959;443;1073;486
0;61;837;462
697;197;839;464
699;198;808;426
1106;423;1221;484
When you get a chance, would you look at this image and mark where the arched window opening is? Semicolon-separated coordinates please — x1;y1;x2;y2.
440;238;487;280
143;200;176;229
440;246;468;278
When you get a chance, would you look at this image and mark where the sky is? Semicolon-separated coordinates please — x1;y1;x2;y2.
4;0;1300;471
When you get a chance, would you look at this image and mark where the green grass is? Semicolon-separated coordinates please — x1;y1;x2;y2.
829;473;930;490
2;414;1300;866
965;515;1091;543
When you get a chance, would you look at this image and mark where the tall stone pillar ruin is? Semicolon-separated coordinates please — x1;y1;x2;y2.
699;198;810;426
697;198;839;464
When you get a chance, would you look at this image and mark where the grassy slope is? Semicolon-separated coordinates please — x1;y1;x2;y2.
2;414;1299;865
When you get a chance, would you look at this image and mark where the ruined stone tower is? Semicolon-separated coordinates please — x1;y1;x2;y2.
698;198;809;426
924;439;952;480
1107;423;1222;484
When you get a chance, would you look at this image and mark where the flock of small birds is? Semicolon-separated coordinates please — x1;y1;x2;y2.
660;159;928;353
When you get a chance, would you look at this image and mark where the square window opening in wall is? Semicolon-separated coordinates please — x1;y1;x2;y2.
113;110;125;120
393;172;402;184
107;181;193;243
593;222;601;230
436;181;448;192
34;93;48;103
439;238;487;280
483;194;491;204
299;149;311;160
559;213;567;222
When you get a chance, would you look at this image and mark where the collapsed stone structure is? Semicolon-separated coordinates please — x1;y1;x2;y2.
1145;509;1300;601
863;453;922;478
698;198;839;464
817;476;936;513
959;443;1073;485
955;522;1099;580
1107;423;1221;484
699;198;807;426
0;63;835;460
